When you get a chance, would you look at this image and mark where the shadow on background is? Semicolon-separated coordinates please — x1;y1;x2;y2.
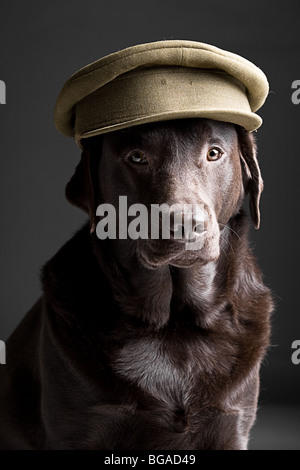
250;406;300;450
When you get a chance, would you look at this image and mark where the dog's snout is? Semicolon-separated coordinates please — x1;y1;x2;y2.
169;206;208;242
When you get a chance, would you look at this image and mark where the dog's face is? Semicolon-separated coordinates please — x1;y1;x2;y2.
66;119;263;268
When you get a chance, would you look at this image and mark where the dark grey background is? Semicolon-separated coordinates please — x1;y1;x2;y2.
1;0;300;449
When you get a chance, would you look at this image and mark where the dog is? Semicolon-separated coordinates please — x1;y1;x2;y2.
0;118;273;450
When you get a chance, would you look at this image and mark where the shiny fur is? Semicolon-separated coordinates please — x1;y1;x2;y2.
0;119;273;449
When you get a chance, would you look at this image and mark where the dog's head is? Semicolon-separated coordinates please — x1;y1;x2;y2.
66;119;263;268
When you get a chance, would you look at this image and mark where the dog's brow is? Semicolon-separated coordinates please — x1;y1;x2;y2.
207;136;230;147
207;126;236;148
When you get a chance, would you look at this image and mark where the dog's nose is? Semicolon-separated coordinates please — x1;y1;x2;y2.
169;206;208;242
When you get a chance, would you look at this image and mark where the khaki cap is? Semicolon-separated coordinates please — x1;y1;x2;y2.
54;40;269;146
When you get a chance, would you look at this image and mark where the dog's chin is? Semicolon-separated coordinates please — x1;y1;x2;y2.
136;238;220;269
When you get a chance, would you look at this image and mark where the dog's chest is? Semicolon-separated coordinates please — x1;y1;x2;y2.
113;335;195;405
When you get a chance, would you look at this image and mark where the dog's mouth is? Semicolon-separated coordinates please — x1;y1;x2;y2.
136;230;220;269
132;205;221;268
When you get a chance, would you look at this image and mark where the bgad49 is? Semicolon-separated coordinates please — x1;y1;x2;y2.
149;455;195;465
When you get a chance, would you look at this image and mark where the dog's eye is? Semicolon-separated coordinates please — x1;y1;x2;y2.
207;147;223;161
128;152;148;165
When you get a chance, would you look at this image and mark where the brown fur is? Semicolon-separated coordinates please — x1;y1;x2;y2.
0;119;273;450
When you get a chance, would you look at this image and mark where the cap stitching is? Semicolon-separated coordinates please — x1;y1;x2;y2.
67;45;258;85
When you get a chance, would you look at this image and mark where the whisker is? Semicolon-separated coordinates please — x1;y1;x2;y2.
219;223;238;259
219;223;241;241
220;244;229;262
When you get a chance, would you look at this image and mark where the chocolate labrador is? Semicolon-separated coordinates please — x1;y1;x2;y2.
0;118;273;450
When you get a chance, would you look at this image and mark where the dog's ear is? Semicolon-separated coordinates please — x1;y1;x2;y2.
65;142;100;234
237;126;264;229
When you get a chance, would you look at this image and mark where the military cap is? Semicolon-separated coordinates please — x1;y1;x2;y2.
54;40;269;147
